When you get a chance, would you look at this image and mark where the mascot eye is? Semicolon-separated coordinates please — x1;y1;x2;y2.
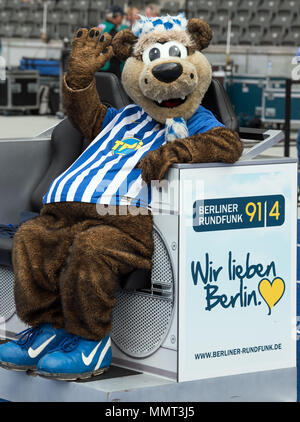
142;42;187;64
169;45;181;57
165;42;187;59
149;47;161;61
142;43;163;64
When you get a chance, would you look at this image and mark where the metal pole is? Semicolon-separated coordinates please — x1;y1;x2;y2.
284;78;291;157
225;17;232;67
42;1;48;43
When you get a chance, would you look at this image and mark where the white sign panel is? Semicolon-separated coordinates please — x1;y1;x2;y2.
178;163;297;382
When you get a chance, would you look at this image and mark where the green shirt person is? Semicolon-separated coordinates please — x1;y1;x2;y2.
98;5;127;77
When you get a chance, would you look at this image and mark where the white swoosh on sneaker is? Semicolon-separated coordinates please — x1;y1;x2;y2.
28;334;56;359
95;337;111;371
82;341;102;366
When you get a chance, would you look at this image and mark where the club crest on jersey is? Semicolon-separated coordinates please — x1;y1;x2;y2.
112;138;143;155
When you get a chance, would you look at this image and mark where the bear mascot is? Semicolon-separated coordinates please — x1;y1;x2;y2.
0;14;243;381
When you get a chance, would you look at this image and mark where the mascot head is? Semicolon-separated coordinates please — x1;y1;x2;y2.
112;14;213;124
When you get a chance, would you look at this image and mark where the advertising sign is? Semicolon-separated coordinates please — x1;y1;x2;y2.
178;162;297;382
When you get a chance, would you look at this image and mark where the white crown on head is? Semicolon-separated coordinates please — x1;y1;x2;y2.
132;14;187;38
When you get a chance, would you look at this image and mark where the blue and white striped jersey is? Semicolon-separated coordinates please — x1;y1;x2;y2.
43;103;224;208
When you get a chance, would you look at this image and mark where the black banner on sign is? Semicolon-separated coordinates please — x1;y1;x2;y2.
193;195;285;232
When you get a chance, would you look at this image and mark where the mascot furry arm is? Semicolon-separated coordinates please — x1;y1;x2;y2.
138;127;242;184
63;18;243;183
63;28;113;141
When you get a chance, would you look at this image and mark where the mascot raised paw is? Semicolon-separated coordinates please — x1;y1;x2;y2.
0;15;243;381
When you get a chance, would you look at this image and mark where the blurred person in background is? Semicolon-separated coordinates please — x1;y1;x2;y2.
144;3;161;18
98;5;126;36
98;5;127;77
126;6;140;29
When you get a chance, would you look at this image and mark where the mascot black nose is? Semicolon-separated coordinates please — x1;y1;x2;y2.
152;62;183;83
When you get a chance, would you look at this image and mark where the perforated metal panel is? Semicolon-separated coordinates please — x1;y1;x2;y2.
111;228;175;358
0;266;16;322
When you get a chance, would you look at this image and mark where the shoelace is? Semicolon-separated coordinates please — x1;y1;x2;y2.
15;326;42;348
51;334;80;353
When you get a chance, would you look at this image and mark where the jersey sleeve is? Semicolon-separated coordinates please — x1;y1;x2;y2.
101;107;119;130
188;105;225;136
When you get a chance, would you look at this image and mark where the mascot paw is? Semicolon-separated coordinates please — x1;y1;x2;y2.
138;144;181;185
67;28;114;90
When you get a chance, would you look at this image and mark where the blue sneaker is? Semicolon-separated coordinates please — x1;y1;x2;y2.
0;324;67;372
36;333;112;381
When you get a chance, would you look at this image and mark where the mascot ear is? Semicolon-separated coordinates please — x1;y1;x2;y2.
112;29;138;61
187;18;213;51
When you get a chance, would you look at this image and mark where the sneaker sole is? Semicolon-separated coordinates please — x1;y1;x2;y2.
0;360;36;373
36;366;110;382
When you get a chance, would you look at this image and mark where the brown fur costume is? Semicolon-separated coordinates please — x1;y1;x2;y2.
13;204;153;341
12;21;243;342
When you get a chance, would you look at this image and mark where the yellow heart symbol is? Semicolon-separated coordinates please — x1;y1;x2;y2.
258;277;285;315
